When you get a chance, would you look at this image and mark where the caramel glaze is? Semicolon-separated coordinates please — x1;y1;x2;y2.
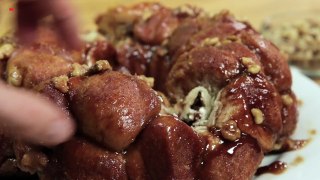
199;128;264;180
255;161;287;176
207;127;262;156
221;74;283;152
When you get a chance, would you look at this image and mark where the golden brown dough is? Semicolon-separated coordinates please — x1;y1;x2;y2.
6;26;83;88
7;46;73;88
96;3;165;41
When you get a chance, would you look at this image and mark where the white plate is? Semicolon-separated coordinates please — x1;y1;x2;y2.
256;68;320;180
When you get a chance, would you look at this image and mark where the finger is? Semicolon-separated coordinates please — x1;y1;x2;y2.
16;25;37;46
16;1;41;45
48;0;82;50
0;82;75;146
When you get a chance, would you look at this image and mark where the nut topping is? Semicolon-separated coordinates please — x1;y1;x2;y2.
52;75;69;93
251;108;264;124
221;120;241;141
281;94;293;106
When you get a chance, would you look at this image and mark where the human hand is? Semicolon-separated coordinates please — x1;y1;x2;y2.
0;81;75;146
16;0;81;49
0;0;80;146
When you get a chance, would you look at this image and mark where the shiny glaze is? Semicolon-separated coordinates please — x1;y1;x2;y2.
43;138;127;180
216;74;283;152
200;131;263;180
206;129;262;157
69;71;161;151
138;116;203;180
256;161;287;176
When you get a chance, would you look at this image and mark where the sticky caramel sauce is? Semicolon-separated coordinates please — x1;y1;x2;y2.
309;129;317;136
255;161;287;176
291;156;304;166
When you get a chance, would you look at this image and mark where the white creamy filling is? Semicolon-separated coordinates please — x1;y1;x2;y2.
166;86;219;133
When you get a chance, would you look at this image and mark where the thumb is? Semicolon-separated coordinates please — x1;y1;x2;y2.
0;82;75;146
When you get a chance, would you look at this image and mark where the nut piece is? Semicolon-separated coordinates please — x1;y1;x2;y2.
203;133;223;151
202;37;220;46
221;39;232;45
251;108;264;124
71;63;89;77
142;9;153;21
137;75;154;88
247;64;261;74
241;57;254;65
0;43;14;60
52;75;69;93
20;152;48;173
7;65;22;86
93;60;112;72
226;35;240;42
241;57;261;74
221;120;241;141
281;94;293;106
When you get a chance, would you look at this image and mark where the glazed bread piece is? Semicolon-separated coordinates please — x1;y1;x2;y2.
42;138;127;180
200;133;263;180
166;11;291;97
69;71;161;151
96;3;204;91
210;74;283;152
136;116;204;180
126;116;263;180
165;11;296;151
6;26;83;88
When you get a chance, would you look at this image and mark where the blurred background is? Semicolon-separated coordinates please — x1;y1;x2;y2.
1;0;319;33
1;0;320;82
